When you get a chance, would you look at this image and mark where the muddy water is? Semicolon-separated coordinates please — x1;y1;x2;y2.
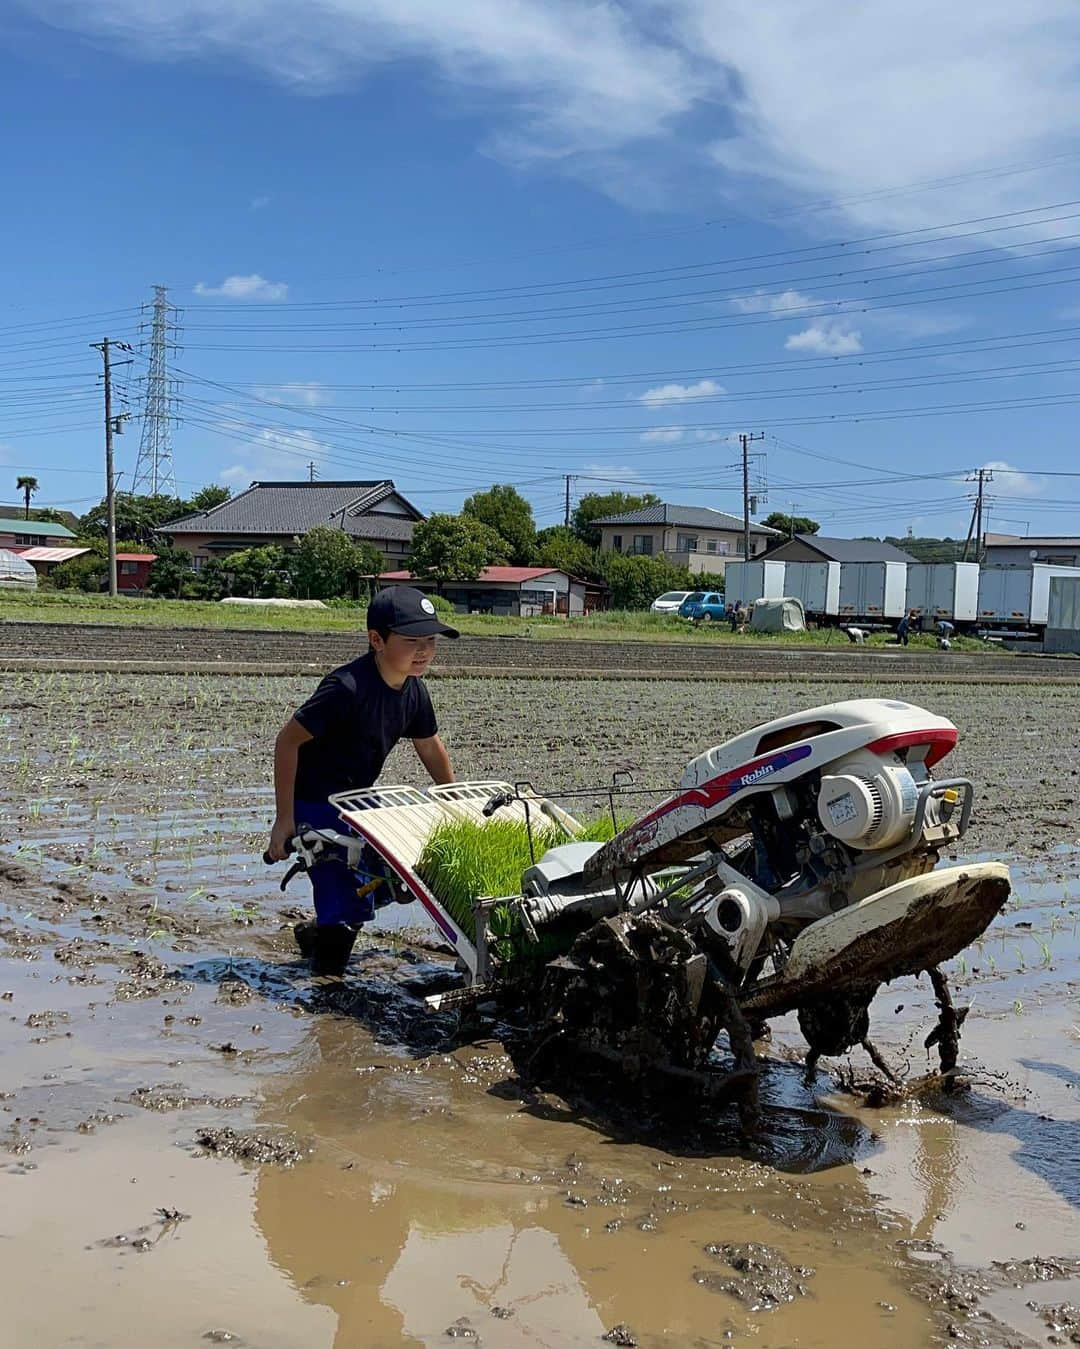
1;672;1078;1346
2;859;1076;1347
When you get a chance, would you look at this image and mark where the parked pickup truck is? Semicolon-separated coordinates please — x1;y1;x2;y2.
679;589;726;623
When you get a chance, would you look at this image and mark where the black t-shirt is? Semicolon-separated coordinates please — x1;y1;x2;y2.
292;652;437;803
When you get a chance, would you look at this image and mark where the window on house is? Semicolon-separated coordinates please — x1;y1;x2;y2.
120;562;138;575
705;539;718;553
632;534;654;555
611;534;623;552
719;540;730;555
15;534;48;546
676;534;698;552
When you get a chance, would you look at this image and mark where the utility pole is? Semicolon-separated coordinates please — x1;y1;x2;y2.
307;460;318;482
564;473;576;528
740;432;764;560
91;338;132;598
964;466;993;562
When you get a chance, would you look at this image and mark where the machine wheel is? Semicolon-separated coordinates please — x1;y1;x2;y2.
531;912;759;1124
797;984;877;1061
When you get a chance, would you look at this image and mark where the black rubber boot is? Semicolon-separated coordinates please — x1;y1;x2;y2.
293;921;358;976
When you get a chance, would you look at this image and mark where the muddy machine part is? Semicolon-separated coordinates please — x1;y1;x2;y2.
275;699;1011;1103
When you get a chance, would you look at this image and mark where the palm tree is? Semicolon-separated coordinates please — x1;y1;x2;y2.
15;475;38;521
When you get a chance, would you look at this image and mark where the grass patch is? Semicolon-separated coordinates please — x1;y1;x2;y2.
0;590;993;651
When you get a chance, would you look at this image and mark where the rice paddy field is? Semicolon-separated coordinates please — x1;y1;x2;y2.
0;668;1077;1347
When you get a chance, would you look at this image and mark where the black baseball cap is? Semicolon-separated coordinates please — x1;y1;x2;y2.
367;585;459;638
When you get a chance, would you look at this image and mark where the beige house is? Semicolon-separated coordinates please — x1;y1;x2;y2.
594;503;779;575
161;480;423;569
983;532;1080;568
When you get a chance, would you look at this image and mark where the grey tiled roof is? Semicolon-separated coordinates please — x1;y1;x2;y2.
594;502;780;534
162;481;423;540
773;534;918;563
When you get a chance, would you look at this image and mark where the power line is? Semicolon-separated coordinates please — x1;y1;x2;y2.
185;197;1080;309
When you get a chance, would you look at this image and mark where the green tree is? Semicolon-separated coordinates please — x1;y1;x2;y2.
148;544;196;598
597;553;695;610
35;507;65;525
51;552;108;592
407;513;507;593
571;490;659;547
79;492;188;546
227;544;289;598
462;484;536;564
763;511;820;537
535;525;599;580
15;475;38;520
188;484;232;513
289;525;384;600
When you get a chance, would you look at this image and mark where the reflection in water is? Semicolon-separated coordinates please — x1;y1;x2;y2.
251;1016;937;1349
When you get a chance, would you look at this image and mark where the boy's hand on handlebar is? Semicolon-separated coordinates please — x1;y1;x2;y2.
267;816;296;862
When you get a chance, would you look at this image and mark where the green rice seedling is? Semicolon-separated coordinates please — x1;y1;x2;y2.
415;812;624;948
416;817;561;940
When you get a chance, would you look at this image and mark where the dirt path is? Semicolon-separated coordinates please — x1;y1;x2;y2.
1;671;1077;1346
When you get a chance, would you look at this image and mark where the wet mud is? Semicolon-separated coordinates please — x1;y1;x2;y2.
0;671;1077;1347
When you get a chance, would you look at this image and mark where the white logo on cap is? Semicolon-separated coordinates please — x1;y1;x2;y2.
420;597;436;614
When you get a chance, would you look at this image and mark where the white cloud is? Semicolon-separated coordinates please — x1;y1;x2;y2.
194;273;288;301
785;323;864;355
252;381;329;406
639;377;725;407
581;460;645;480
981;460;1045;495
730;289;817;316
249;195;271;210
26;2;1080;237
218;425;327;482
640;426;684;443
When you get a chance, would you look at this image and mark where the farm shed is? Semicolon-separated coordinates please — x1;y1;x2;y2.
379;566;588;616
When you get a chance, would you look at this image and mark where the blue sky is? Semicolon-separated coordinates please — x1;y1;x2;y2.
4;1;1080;538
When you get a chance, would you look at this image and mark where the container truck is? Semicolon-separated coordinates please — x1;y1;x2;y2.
906;563;980;625
723;560;786;609
779;560;841;618
976;563;1080;629
837;561;909;621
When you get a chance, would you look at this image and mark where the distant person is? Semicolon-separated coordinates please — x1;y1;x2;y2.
728;601;744;633
844;626;867;644
896;611;913;646
937;619;955;650
267;586;459;975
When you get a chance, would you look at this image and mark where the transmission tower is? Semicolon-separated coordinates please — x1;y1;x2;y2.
132;285;183;497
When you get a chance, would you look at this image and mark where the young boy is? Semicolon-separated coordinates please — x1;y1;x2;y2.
267;585;459;974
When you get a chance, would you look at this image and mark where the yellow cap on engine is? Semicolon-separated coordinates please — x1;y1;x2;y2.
942;788;960;804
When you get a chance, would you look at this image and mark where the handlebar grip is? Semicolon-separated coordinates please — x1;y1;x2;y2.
263;839;295;865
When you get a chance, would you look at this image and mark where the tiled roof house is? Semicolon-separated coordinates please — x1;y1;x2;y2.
161;480;424;568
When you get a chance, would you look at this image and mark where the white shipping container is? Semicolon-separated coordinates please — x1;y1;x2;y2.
724;560;786;607
837;561;908;619
978;564;1080;625
905;562;980;623
780;560;841;616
